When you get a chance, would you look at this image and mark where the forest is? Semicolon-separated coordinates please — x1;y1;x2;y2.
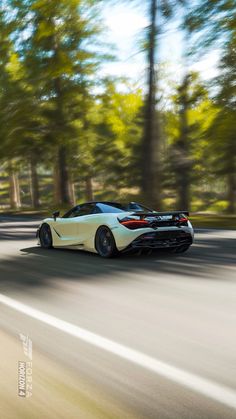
0;0;235;214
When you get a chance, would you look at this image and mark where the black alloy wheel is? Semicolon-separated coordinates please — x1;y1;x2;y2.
95;226;118;258
39;224;53;249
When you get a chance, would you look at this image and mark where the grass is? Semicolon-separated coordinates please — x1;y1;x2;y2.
190;214;236;229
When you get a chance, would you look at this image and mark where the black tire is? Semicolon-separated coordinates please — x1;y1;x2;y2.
39;224;53;249
95;226;118;258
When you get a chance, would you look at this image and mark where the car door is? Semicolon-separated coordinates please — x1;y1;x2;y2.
52;204;95;245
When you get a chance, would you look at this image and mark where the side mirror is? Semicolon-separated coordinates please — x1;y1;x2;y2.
53;210;60;221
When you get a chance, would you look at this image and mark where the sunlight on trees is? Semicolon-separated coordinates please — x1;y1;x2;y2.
0;0;235;213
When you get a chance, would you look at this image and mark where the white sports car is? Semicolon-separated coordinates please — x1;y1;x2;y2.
37;201;194;257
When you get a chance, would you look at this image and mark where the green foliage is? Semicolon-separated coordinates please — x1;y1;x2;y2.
92;79;143;191
0;0;235;212
184;0;236;212
185;0;236;49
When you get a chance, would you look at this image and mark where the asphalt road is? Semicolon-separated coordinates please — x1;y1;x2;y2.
0;217;236;419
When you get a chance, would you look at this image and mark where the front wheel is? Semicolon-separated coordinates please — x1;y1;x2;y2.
95;226;118;258
39;224;53;249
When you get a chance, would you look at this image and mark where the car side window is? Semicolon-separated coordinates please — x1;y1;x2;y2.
68;206;82;218
93;205;102;214
68;204;95;218
62;206;80;218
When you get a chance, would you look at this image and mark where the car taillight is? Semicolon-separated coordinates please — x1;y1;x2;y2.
178;217;188;225
118;218;149;230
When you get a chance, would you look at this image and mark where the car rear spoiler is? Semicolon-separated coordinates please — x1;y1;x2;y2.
130;211;189;219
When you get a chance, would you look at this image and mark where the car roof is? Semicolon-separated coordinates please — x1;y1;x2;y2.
80;201;122;205
77;201;154;211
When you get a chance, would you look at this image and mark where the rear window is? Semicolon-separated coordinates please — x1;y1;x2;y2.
96;203;125;213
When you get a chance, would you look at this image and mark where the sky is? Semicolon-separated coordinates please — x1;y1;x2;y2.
101;3;220;90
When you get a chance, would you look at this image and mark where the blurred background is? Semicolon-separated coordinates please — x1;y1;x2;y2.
0;0;235;224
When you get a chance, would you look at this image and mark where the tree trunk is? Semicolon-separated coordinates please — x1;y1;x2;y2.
53;159;61;206
9;165;21;209
69;180;76;206
141;0;161;209
53;147;72;207
176;75;191;211
29;156;40;208
227;172;235;214
85;177;93;201
58;144;72;205
177;173;190;211
53;70;72;206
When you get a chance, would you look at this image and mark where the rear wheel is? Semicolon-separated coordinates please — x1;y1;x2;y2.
39;224;53;249
95;226;118;258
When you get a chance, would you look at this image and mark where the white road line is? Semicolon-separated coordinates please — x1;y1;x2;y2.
1;293;236;410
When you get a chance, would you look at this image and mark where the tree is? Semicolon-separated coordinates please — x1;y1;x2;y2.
207;38;236;213
185;0;236;212
172;74;192;210
115;0;185;208
185;0;235;48
165;73;212;210
0;6;23;208
93;78;143;198
9;0;104;206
